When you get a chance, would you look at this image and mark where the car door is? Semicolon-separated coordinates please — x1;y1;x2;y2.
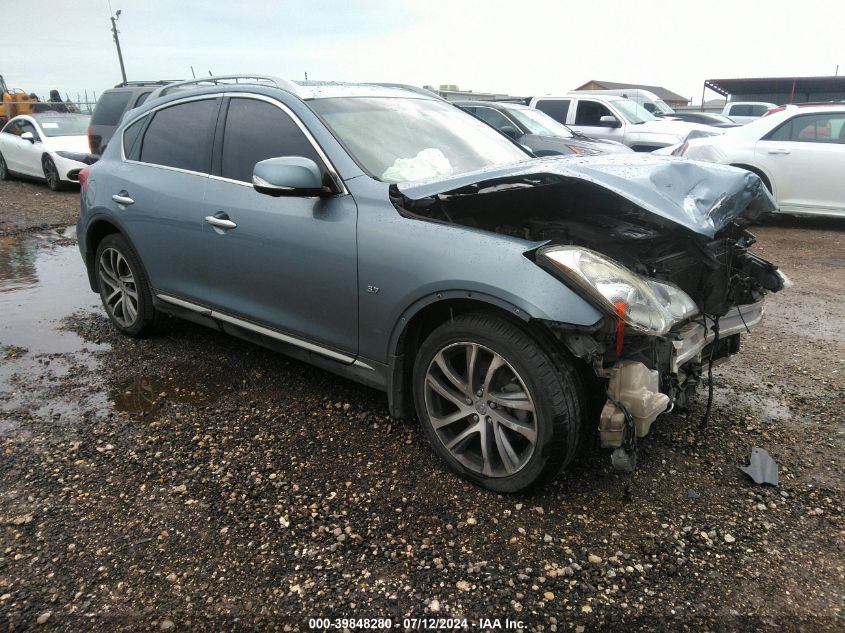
3;119;43;176
570;99;624;142
116;97;220;302
202;95;358;356
755;111;845;214
0;120;24;172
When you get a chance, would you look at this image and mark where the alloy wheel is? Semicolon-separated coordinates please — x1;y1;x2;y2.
424;342;538;478
43;157;59;189
99;247;139;327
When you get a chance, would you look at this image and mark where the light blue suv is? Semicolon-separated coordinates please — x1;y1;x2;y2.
77;76;787;492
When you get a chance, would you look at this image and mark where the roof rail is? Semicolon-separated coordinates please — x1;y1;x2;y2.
368;83;444;100
148;75;302;101
114;80;182;88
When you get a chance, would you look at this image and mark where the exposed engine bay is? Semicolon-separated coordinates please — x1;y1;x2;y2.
391;157;788;470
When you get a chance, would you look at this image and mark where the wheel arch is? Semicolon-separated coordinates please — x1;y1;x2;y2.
386;292;590;419
730;162;774;197
85;217;125;292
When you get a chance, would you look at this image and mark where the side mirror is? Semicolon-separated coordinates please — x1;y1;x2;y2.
253;156;335;197
500;125;521;140
599;116;620;128
21;131;36;143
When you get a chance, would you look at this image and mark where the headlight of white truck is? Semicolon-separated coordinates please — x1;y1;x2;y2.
541;246;699;336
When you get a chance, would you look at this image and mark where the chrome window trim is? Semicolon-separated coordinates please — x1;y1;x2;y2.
156;293;356;364
120;91;348;195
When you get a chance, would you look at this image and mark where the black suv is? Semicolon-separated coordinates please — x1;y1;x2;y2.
88;80;180;155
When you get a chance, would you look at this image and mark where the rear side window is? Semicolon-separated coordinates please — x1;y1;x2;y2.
728;104;751;117
534;100;570;124
92;91;133;126
140;99;217;173
220;98;322;183
122;116;147;160
2;121;21;136
766;112;845;143
134;91;152;107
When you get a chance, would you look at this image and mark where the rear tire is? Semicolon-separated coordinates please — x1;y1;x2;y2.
95;234;159;337
412;313;584;493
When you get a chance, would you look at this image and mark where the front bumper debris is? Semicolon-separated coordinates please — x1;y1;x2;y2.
670;301;764;374
599;300;765;450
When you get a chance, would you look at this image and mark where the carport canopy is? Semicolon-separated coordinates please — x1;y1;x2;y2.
704;76;845;102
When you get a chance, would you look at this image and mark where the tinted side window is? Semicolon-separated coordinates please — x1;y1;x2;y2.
750;105;769;117
19;121;39;139
472;107;516;132
789;113;845;143
123;116;147;160
535;100;570;123
2;121;21;136
574;100;614;126
134;91;152;107
140;99;217;172
729;105;751;117
92;91;133;126
220;98;322;183
766;120;793;142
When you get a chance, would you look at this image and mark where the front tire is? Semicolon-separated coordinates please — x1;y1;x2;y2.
95;234;159;337
42;155;64;191
0;152;11;180
412;313;584;493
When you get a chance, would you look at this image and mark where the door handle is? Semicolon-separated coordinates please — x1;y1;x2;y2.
204;215;237;230
767;149;790;155
112;192;134;205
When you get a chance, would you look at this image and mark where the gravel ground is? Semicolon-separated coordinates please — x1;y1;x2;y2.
0;179;79;236
0;185;843;631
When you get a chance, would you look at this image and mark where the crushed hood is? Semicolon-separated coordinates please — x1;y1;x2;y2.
396;155;776;238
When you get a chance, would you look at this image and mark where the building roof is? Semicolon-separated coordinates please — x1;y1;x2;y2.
705;76;845;97
574;80;688;103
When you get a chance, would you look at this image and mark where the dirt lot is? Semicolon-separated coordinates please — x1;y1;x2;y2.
1;178;843;631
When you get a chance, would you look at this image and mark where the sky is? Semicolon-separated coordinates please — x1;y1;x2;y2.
3;0;844;106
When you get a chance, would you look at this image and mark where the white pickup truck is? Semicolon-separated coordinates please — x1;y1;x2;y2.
529;94;718;152
721;101;778;124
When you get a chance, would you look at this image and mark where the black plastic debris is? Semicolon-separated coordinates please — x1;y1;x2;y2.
739;447;779;486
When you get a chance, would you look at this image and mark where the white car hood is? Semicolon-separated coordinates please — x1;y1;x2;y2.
634;119;718;138
44;135;90;153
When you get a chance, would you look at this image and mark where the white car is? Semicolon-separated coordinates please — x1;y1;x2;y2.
0;113;91;190
676;105;845;217
529;94;718;152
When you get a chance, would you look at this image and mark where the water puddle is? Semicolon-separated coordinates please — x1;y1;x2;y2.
0;227;107;434
111;372;214;414
0;227;103;353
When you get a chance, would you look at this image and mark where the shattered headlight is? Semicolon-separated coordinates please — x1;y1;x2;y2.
540;246;699;336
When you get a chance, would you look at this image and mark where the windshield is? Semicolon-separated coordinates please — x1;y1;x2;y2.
653;100;675;115
613;99;657;124
309;97;529;183
37;116;90;137
503;106;574;138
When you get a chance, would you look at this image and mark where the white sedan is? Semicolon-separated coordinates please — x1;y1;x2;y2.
673;105;845;218
0;113;92;190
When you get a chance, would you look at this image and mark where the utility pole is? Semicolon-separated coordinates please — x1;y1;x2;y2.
110;10;127;84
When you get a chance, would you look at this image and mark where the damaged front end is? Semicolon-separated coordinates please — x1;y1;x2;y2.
392;155;789;469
